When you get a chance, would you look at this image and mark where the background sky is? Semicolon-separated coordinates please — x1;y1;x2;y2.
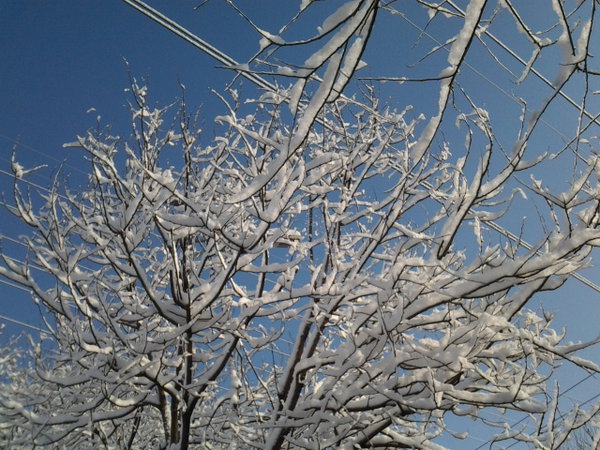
1;1;599;447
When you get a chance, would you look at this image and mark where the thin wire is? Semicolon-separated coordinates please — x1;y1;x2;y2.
0;279;50;335
121;0;277;93
474;364;598;446
0;133;89;176
0;250;58;277
0;0;593;349
501;380;600;449
0;313;49;335
388;7;579;145
445;0;600;129
0;168;70;202
0;231;27;248
0;278;30;293
472;372;599;449
391;12;600;446
485;220;600;293
0;0;281;336
399;5;600;445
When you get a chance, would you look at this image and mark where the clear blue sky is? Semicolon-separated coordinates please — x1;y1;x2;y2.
1;1;599;447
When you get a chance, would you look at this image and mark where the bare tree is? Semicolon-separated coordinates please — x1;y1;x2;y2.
2;1;600;448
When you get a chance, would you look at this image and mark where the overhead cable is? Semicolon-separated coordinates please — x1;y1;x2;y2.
121;0;276;93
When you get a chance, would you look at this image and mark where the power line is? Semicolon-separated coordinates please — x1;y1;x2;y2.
0;313;49;335
0;0;592;345
0;287;50;338
121;0;276;93
485;220;600;293
393;6;600;446
0;133;89;177
472;371;599;449
385;6;583;147
0;168;71;202
445;0;600;130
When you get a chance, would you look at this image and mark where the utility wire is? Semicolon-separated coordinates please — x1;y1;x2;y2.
0;3;596;447
121;0;276;93
485;219;600;293
386;6;583;147
393;6;600;447
0;168;70;202
0;282;49;336
0;312;49;335
0;133;89;176
2;0;597;424
446;0;600;129
471;371;599;449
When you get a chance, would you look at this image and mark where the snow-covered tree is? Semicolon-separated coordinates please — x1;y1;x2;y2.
2;1;600;448
562;420;600;450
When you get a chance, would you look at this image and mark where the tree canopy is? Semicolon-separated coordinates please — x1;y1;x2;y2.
1;1;600;448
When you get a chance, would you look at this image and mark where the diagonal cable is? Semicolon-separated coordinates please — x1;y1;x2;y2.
445;0;600;129
121;0;276;92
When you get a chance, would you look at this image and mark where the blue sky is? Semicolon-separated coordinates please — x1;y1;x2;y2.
1;1;599;447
